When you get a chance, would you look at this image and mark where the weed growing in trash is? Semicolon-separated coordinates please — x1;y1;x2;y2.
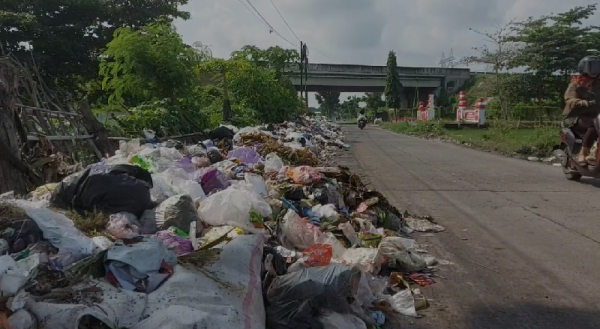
55;208;110;237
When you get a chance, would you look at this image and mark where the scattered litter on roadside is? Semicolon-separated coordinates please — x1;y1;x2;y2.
0;116;444;328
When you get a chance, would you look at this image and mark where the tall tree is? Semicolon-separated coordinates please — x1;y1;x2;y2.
315;91;340;117
363;92;386;110
508;4;600;105
462;22;520;119
99;23;207;106
230;45;299;80
384;51;402;119
0;0;190;88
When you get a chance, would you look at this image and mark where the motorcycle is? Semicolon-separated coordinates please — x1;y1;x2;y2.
358;117;367;129
555;100;600;181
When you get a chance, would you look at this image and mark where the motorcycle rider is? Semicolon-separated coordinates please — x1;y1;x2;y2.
563;56;600;166
358;108;366;121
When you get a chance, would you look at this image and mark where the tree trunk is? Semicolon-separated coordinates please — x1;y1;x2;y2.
78;100;115;158
0;60;29;195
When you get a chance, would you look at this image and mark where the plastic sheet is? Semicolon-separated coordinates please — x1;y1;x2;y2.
198;188;272;233
105;236;177;293
14;200;98;262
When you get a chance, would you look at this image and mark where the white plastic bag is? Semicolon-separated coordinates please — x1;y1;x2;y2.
244;173;268;198
280;209;322;250
198;188;271;233
339;248;383;274
312;204;339;220
339;222;360;246
264;153;284;172
388;288;417;317
106;212;142;239
379;237;426;272
155;195;199;231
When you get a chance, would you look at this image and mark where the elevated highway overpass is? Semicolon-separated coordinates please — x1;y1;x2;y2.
287;63;471;107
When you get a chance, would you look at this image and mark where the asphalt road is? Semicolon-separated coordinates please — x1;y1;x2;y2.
338;124;600;329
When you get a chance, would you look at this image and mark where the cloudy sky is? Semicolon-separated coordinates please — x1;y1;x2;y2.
174;0;599;106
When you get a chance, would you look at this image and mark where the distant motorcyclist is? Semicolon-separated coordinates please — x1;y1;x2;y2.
358;108;366;120
563;56;600;166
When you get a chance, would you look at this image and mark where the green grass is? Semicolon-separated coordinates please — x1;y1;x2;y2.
382;121;559;157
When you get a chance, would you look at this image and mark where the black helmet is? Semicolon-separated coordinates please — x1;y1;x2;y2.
578;56;600;76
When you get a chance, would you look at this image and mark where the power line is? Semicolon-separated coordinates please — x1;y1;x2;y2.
236;0;343;62
244;0;297;47
235;0;263;23
267;0;300;42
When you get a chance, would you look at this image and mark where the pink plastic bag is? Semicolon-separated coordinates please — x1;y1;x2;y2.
287;166;322;185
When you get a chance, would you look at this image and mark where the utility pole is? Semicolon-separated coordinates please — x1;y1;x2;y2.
299;41;304;105
301;43;309;113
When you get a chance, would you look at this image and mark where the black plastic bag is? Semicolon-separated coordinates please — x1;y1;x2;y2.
266;264;362;329
50;165;152;217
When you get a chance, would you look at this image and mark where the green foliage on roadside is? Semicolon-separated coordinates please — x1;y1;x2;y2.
0;0;190;89
100;23;208;106
382;121;559;157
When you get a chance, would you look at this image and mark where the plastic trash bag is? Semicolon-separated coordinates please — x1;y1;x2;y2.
280;209;323;250
150;168;200;203
50;165;152;218
266;263;363;329
312;204;339;220
106;212;142;239
156;230;193;256
227;147;262;164
379;237;426;272
244;173;268;198
198;188;272;233
264;153;284;172
388;288;417;317
206;147;223;164
288;166;322;185
340;248;383;274
155;195;199;232
105;236;177;293
193;167;230;195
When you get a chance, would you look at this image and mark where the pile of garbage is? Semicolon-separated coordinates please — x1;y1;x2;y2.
0;116;445;329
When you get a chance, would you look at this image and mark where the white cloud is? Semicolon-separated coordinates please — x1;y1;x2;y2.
175;0;600;106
